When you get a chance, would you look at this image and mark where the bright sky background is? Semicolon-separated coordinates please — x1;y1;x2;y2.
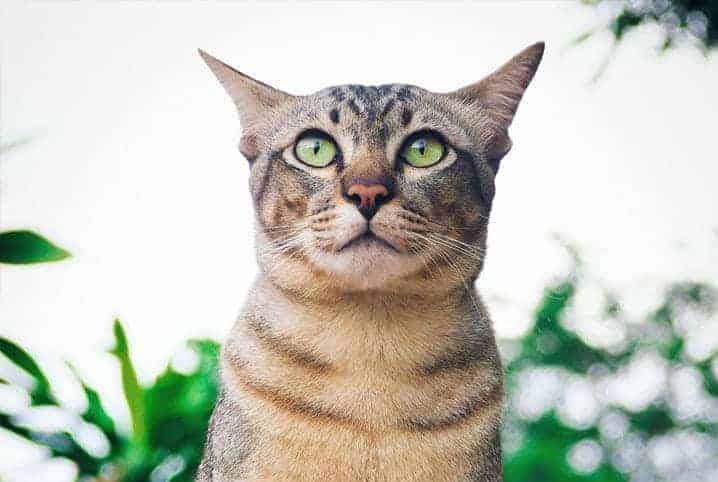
1;1;717;478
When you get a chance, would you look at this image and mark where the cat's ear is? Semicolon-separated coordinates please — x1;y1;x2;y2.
198;49;292;127
199;49;293;161
451;42;544;128
450;42;544;166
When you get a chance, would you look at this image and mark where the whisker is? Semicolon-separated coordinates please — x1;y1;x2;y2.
409;234;466;283
428;232;484;255
421;233;483;262
398;206;487;232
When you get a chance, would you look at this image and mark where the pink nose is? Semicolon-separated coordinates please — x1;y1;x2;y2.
346;183;390;219
346;184;389;210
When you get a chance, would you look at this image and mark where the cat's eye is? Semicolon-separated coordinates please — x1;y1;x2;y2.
400;132;446;168
294;131;338;168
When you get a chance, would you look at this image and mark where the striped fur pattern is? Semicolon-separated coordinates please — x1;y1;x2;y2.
197;42;544;481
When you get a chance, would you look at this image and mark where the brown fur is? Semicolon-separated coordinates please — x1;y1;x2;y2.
196;42;544;481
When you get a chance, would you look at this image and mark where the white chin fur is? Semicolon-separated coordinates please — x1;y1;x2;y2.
308;240;418;290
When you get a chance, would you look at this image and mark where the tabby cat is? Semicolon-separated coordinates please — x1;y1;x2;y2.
196;42;544;481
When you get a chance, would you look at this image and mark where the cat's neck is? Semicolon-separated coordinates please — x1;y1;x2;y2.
257;273;478;322
237;274;490;373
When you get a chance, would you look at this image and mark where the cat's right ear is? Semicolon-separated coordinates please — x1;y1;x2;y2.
198;49;291;125
199;49;292;160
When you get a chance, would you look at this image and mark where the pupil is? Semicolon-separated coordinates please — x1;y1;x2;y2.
313;141;321;155
417;139;426;156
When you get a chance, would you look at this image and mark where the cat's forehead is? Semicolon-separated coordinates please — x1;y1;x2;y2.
311;83;429;118
316;83;422;102
281;83;463;151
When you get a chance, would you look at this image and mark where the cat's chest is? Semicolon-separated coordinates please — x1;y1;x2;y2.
241;415;482;482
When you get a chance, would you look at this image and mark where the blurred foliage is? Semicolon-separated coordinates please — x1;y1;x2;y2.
502;256;718;481
583;0;718;50
1;253;717;481
0;321;219;482
0;230;70;264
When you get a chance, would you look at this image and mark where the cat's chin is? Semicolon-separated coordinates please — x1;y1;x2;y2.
336;232;399;254
310;236;420;291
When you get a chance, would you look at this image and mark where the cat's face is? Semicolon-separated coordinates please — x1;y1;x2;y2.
247;84;494;293
201;44;543;294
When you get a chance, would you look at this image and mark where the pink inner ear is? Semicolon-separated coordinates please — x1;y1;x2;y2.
239;134;259;163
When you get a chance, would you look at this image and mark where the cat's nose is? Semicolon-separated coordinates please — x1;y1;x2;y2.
345;182;391;220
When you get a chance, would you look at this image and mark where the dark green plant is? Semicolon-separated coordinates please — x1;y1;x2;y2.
0;230;70;264
582;0;718;51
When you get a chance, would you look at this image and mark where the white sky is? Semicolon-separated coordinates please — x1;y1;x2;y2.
1;1;717;474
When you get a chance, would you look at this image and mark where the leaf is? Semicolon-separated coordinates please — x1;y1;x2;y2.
66;363;119;446
142;340;220;480
0;414;102;475
109;319;147;448
0;230;70;264
698;358;718;397
0;336;53;404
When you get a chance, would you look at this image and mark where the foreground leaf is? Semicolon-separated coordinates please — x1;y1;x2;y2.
142;340;220;480
67;363;120;447
0;414;102;475
109;319;147;448
0;336;53;404
0;230;70;264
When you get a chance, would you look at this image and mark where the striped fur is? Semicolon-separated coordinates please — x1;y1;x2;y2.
197;42;544;481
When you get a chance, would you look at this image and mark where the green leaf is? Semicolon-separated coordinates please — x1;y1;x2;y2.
0;414;102;475
142;340;220;480
0;337;53;404
109;319;147;448
66;363;119;447
0;230;70;264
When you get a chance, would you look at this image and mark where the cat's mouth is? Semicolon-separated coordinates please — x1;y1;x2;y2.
336;230;399;253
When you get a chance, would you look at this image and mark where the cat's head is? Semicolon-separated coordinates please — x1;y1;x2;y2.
201;43;543;295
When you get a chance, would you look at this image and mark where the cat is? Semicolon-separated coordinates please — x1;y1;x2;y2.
196;42;544;481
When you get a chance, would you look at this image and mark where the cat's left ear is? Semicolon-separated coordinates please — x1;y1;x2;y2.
450;42;544;169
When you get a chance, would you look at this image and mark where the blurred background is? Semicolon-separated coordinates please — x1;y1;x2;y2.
1;1;717;481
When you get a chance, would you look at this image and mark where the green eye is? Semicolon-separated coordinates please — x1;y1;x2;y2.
401;133;445;168
295;132;338;167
